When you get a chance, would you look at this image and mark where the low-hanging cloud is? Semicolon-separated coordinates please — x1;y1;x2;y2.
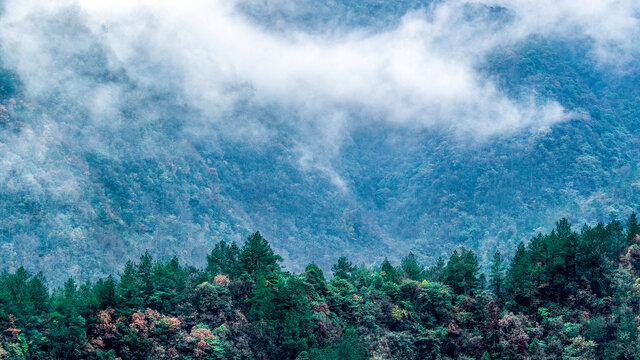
482;0;640;67
0;0;637;189
86;0;569;136
0;0;579;139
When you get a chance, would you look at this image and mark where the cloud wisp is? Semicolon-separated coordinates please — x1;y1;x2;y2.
0;0;636;192
1;0;580;139
481;0;640;67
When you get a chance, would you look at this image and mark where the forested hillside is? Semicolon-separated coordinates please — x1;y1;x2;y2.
2;1;639;358
2;215;640;359
1;0;639;285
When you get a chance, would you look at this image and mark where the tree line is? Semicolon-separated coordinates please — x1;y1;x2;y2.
1;214;640;359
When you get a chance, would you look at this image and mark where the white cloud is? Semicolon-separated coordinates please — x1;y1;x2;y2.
0;0;576;138
1;0;636;189
86;0;567;136
480;0;640;66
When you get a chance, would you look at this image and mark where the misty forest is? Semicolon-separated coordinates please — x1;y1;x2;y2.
1;0;640;359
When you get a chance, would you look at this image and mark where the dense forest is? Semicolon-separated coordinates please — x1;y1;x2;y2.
2;214;640;359
2;0;640;287
2;2;639;359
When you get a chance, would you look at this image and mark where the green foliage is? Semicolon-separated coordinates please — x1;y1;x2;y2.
304;263;327;296
424;256;446;283
239;231;283;275
331;256;354;280
307;328;368;360
2;28;640;307
92;275;117;310
1;217;640;359
0;267;49;324
444;247;480;295
627;212;640;244
207;241;240;277
416;281;453;326
489;251;504;301
505;242;533;309
401;252;424;281
380;257;400;283
117;260;143;309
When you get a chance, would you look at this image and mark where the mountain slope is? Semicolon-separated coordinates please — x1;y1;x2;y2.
0;1;638;285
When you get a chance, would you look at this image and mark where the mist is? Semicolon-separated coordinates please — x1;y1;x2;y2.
0;0;638;284
1;0;576;139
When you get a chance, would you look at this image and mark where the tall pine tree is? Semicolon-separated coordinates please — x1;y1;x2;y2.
239;232;282;275
489;251;504;301
331;256;354;280
401;252;424;280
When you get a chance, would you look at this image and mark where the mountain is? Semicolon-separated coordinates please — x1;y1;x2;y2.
0;0;639;285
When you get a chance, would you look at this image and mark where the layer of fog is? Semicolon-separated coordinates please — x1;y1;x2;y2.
1;0;636;157
0;0;576;140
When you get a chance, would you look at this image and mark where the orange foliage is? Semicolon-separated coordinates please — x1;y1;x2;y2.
187;326;215;358
161;316;181;330
214;274;230;286
447;319;460;335
168;347;178;357
130;310;148;334
144;308;161;321
190;326;215;341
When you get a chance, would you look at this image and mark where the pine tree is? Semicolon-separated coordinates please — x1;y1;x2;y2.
489;251;504;301
93;275;116;309
380;257;399;283
10;266;30;319
137;250;154;302
425;256;446;283
626;212;639;244
1;267;48;322
304;263;327;295
248;269;282;323
578;223;613;296
50;277;86;358
534;219;579;301
401;252;424;280
207;241;240;277
118;260;143;309
331;256;354;280
606;219;625;263
239;231;282;275
444;247;480;295
505;242;532;308
28;272;49;316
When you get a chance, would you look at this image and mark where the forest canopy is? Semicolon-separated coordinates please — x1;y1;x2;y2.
1;214;640;359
